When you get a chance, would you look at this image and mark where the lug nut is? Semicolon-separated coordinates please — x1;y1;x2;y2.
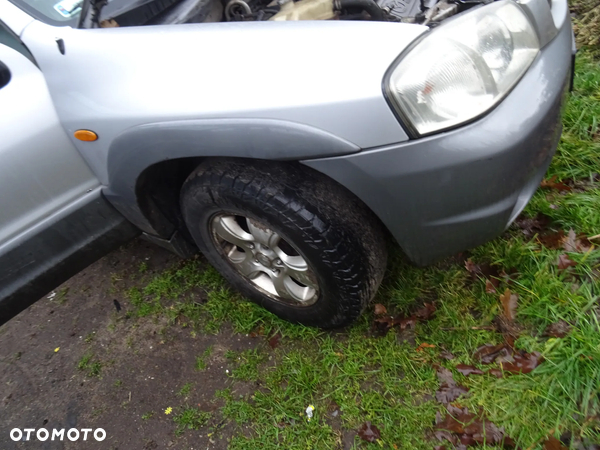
275;259;282;265
248;243;254;249
271;268;279;275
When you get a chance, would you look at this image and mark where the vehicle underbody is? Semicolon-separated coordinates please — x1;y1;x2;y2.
81;0;488;28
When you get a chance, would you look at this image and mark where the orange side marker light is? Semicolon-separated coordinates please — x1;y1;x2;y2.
74;130;98;141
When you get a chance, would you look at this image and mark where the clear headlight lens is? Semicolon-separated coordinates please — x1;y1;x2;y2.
387;1;539;136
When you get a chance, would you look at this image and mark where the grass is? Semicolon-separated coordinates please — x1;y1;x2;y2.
195;346;213;371
111;23;600;450
77;353;103;377
173;407;211;436
177;383;193;397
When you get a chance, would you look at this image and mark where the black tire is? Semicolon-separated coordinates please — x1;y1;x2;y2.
180;159;387;328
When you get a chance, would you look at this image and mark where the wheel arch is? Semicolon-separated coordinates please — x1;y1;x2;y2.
103;119;379;255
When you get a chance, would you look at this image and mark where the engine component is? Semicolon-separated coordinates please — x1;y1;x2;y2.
333;0;384;20
268;0;335;20
225;0;253;19
150;0;222;23
375;0;421;20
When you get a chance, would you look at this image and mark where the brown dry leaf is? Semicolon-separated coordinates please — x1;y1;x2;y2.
556;254;577;270
499;288;518;321
515;213;552;238
249;326;264;338
398;317;418;330
465;259;480;274
563;229;579;252
414;302;436;320
541;175;572;192
435;406;516;448
440;350;455;360
500;351;543;374
485;279;499;294
456;364;484;376
563;229;594;253
538;230;566;249
374;303;387;316
357;422;381;442
488;368;504;378
268;333;281;349
543;320;571;338
473;344;511;364
416;343;436;352
436;384;469;405
434;365;469;404
543;436;568;450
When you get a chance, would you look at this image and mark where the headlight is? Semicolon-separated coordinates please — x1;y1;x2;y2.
386;1;540;136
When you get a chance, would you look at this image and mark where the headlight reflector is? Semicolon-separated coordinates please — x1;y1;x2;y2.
387;1;539;136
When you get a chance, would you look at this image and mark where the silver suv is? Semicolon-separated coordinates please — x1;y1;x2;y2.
0;0;574;327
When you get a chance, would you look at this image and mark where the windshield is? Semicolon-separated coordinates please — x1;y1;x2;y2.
9;0;81;26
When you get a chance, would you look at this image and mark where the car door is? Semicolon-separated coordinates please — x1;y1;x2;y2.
0;21;138;324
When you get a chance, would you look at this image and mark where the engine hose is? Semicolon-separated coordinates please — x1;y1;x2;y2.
334;0;384;20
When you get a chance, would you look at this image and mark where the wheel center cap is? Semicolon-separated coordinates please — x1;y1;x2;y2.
256;253;271;267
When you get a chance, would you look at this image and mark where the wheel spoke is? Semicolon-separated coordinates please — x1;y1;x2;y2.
281;256;318;290
213;216;254;250
247;218;280;248
271;274;294;300
234;255;261;278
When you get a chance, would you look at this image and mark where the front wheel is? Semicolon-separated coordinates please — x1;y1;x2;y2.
180;159;387;328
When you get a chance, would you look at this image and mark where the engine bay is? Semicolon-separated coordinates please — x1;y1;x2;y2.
82;0;492;28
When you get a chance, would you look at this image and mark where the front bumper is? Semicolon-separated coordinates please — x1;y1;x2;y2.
303;12;573;265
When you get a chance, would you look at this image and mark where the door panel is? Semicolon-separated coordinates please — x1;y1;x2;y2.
0;37;99;248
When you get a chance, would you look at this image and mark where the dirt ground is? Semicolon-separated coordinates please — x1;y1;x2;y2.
0;239;255;449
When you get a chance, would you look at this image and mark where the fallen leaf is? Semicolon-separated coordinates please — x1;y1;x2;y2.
563;229;579;252
465;259;480;274
398;317;418;330
440;350;455;360
538;230;566;249
434;429;457;445
456;364;484;376
543;436;568;450
113;299;122;312
416;343;436;352
485;279;499;294
543;320;571;338
541;175;572;192
500;351;543;374
488;368;504;378
436;406;516;448
268;333;281;349
473;344;511;364
556;254;577;270
499;288;518;321
358;422;381;442
249;326;264;338
515;213;552;238
435;407;476;434
563;229;593;253
414;302;436;320
434;365;469;404
374;304;387;316
436;383;470;405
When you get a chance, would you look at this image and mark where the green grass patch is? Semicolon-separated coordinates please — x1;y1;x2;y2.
173;407;211;436
77;353;103;378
